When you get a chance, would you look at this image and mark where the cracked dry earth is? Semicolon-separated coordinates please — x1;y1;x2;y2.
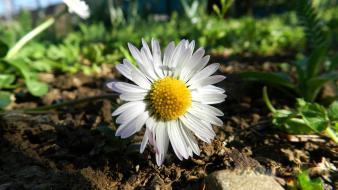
0;60;337;189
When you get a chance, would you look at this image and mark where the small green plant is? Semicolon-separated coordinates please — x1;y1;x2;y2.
0;19;53;108
212;0;234;19
0;39;48;109
263;87;338;143
0;41;13;109
292;170;325;190
180;0;202;23
240;0;337;101
0;1;91;109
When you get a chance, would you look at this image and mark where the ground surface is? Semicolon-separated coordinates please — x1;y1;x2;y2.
0;56;337;190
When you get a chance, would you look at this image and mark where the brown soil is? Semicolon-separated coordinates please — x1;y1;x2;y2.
0;60;337;190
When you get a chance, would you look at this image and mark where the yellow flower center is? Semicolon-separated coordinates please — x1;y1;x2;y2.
149;77;192;121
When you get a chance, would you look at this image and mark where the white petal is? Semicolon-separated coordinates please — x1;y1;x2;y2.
128;42;158;82
178;122;192;157
116;111;149;138
122;59;137;73
197;85;225;94
155;122;169;166
140;124;156;153
112;101;145;116
191;48;205;64
115;102;146;124
184;55;210;82
174;45;193;78
120;92;147;101
188;105;223;126
189;40;195;52
131;68;151;89
187;63;220;86
116;63;132;81
179;113;215;143
140;128;149;153
179;122;200;156
191;55;210;74
128;43;143;64
168;40;186;74
189;75;225;89
114;82;148;93
181;48;206;81
63;0;90;19
106;82;121;93
167;120;189;160
151;39;164;78
146;117;157;146
139;49;158;81
142;38;153;61
162;42;175;76
192;92;227;104
191;102;224;116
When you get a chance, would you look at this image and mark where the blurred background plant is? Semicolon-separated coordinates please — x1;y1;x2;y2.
287;170;325;190
0;0;92;107
212;0;234;19
0;0;337;108
241;0;338;102
238;0;338;154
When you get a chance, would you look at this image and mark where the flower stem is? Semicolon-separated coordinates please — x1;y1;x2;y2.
262;86;276;113
6;17;55;59
325;127;338;143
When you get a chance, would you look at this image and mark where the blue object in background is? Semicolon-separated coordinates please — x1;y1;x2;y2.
0;0;62;16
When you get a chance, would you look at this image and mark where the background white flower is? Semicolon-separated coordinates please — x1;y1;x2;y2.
63;0;90;19
108;39;226;166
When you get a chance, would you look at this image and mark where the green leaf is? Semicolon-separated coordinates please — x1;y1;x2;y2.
329;53;338;70
294;59;307;85
328;101;338;121
306;71;338;101
296;0;328;50
8;59;49;96
29;59;53;72
272;109;293;122
307;46;328;79
297;99;329;132
297;171;324;190
308;71;338;85
213;5;221;17
9;59;33;79
239;71;296;91
0;40;9;58
0;74;15;88
26;79;48;97
285;118;315;134
272;109;315;134
0;91;12;108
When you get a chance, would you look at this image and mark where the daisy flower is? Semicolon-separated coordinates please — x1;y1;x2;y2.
63;0;90;19
108;39;226;166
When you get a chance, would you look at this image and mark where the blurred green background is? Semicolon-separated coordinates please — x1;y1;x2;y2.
0;0;337;102
1;0;338;70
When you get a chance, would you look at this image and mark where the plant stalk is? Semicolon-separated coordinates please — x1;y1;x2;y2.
262;86;276;113
6;17;55;59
